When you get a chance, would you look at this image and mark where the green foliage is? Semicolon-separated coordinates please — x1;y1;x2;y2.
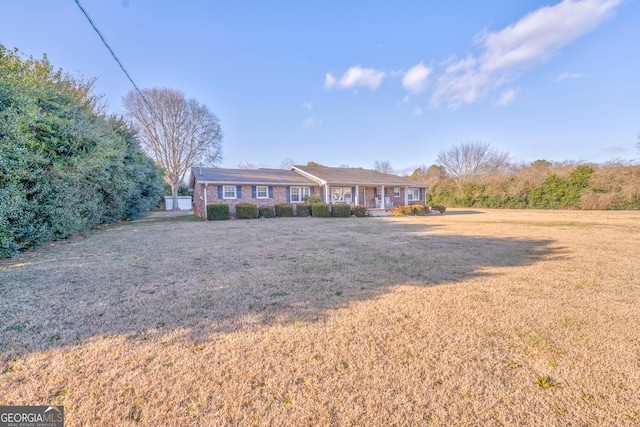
236;203;258;219
312;203;330;217
258;206;275;218
331;204;351;217
304;194;322;204
207;204;229;220
295;203;311;217
275;203;294;217
351;205;367;217
0;45;163;257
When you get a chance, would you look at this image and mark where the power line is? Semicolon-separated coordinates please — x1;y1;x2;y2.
73;0;151;108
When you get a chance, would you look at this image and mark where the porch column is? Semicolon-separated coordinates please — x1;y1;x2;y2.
355;185;359;206
381;185;385;208
203;183;208;219
405;186;409;206
325;185;330;204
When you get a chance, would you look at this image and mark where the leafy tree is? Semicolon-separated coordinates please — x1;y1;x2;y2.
436;142;510;185
123;87;223;210
307;161;327;167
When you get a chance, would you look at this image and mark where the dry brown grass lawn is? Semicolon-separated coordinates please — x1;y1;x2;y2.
1;209;639;426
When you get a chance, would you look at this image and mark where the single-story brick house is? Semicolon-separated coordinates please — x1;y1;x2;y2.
189;165;429;218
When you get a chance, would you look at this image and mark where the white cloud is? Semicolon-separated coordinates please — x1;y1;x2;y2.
431;0;622;109
497;88;519;106
302;116;322;128
325;66;385;90
556;72;585;81
413;107;423;116
302;101;313;109
402;62;432;93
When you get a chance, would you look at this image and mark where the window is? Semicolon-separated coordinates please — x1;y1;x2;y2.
256;186;268;199
407;188;420;201
223;185;237;199
290;186;310;203
330;187;351;203
394;187;401;197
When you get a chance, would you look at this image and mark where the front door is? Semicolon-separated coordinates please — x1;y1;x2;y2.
358;188;366;206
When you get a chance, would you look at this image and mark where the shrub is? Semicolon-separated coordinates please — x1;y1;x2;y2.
305;194;322;204
312;203;330;217
259;206;275;218
410;205;426;215
236;203;258;219
275;203;294;217
296;203;312;217
207;204;229;220
351;205;367;217
331;204;351;217
431;205;446;214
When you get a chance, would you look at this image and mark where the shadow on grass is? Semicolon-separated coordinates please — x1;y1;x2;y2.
0;213;564;357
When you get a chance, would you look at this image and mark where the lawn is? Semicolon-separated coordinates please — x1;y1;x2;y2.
1;209;639;426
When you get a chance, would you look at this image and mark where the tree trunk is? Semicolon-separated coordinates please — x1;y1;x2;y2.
172;186;180;211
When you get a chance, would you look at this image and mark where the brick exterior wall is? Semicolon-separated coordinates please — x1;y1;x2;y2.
193;183;323;218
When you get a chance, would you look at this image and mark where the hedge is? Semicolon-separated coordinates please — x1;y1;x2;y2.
259;206;275;218
207;204;230;220
236;203;258;219
351;205;367;217
331;204;351;217
295;203;312;217
312;203;330;217
275;203;294;217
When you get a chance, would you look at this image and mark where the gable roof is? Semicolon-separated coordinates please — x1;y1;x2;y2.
190;167;317;188
290;165;429;187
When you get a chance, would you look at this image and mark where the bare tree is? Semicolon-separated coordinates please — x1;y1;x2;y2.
280;158;294;169
373;159;394;174
238;161;259;169
124;87;223;209
436;142;510;185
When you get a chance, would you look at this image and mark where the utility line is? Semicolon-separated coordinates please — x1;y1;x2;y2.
73;0;151;109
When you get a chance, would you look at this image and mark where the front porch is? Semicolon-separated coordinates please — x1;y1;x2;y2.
324;185;421;210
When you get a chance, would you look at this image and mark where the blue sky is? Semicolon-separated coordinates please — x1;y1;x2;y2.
2;0;639;173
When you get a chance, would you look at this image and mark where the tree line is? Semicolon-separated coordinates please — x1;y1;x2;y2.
411;142;640;210
0;46;163;258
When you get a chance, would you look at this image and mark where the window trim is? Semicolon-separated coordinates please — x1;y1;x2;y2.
223;185;237;199
256;185;268;199
290;186;310;203
394;187;401;197
407;187;420;201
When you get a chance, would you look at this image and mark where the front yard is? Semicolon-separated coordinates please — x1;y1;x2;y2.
1;209;638;425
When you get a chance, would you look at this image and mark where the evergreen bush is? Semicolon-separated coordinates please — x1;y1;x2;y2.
331;204;351;217
207;204;229;220
236;203;258;219
259;206;275;218
295;203;311;217
312;203;330;217
275;203;294;217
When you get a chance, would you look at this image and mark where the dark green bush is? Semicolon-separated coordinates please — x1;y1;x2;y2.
259;206;275;218
275;203;294;217
236;203;258;219
305;194;322;204
312;203;330;217
207;204;230;220
0;46;163;257
431;205;446;214
295;203;312;217
351;205;367;217
331;204;351;217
